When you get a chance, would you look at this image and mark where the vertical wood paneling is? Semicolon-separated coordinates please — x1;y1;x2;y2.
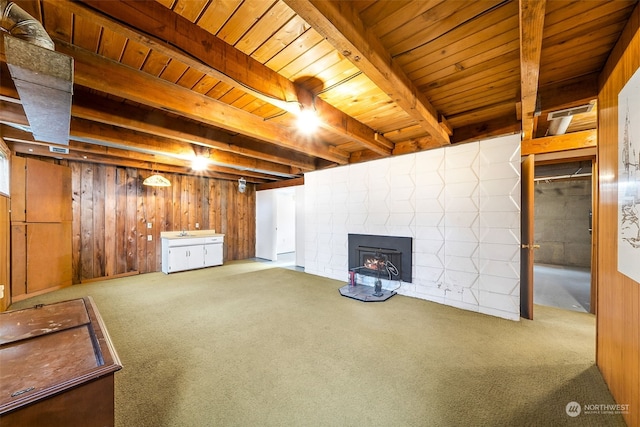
70;162;82;284
93;164;106;278
104;166;117;277
80;164;94;280
63;161;255;283
597;4;640;426
115;168;127;275
125;168;138;274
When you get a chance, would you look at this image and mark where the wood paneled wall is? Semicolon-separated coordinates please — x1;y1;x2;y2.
597;4;639;426
65;161;255;283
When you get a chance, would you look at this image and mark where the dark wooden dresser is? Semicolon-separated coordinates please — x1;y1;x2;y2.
0;297;122;426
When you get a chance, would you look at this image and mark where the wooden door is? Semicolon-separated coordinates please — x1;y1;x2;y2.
520;155;535;319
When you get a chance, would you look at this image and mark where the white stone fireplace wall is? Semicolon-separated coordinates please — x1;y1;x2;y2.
304;134;521;320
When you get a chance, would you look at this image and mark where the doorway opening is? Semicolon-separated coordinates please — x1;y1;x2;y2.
255;186;304;271
533;161;593;313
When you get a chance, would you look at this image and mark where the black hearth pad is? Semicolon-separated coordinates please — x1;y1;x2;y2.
339;284;397;302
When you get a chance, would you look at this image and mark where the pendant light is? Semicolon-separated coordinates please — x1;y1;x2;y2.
143;165;171;187
143;174;171;187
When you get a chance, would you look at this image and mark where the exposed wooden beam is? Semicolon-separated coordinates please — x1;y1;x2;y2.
256;177;305;191
0;99;28;126
0;101;299;178
452;117;522;144
76;0;393;156
50;39;349;165
521;129;597;156
3;128;274;182
71;92;315;173
537;73;598;112
68;118;299;178
284;0;450;148
519;0;546;141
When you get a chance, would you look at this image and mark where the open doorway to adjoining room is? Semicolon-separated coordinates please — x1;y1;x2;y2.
533;161;594;313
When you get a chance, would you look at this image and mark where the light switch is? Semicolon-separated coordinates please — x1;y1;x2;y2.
147;235;153;241
147;222;152;229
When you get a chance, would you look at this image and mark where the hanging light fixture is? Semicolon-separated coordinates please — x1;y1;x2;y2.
143;165;171;187
143;173;171;187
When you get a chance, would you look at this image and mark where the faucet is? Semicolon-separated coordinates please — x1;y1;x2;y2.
179;229;188;237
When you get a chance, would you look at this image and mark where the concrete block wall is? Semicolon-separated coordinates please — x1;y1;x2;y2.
304;134;521;320
534;179;592;268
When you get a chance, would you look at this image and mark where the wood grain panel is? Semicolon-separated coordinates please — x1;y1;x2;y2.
26;223;72;293
58;160;256;282
596;4;640;426
9;157;25;223
0;196;8;312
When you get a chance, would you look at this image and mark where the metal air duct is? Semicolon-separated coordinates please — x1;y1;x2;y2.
1;0;73;145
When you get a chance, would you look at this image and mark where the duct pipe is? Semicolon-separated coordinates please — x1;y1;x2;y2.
1;0;73;145
547;116;573;136
0;0;54;50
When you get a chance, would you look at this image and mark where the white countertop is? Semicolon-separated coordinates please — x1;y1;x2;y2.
160;230;224;239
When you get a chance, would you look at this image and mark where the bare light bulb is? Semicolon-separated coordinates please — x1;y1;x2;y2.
297;109;319;134
191;156;208;171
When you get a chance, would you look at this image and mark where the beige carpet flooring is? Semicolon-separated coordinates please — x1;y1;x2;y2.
9;260;626;426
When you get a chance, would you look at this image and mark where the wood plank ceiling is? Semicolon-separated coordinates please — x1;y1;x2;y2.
0;0;637;185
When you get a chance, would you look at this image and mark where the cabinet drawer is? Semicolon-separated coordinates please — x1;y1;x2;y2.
204;236;223;244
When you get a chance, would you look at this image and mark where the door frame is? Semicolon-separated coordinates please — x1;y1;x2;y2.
522;148;598;318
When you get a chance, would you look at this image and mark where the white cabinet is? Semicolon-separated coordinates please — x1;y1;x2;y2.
161;233;224;274
166;244;205;273
203;236;224;267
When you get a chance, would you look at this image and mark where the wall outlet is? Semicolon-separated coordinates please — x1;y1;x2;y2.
147;222;152;229
195;223;199;229
0;284;4;299
147;235;152;241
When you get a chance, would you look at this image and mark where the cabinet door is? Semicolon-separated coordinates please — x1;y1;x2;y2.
167;246;190;273
188;245;205;269
204;243;223;267
25;158;72;222
167;245;205;272
26;223;72;293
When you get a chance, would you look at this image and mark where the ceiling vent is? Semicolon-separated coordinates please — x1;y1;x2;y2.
547;103;594;120
49;145;69;155
546;103;595;136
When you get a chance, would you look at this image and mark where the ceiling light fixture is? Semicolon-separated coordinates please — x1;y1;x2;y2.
191;156;208;171
297;107;320;134
238;177;247;193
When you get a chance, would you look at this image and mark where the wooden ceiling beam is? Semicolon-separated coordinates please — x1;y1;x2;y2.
452;116;522;144
284;0;451;148
521;129;597;156
71;91;315;172
68;118;299;178
2;128;274;182
537;73;599;112
51;39;349;165
0;102;298;178
519;0;546;141
76;0;392;156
